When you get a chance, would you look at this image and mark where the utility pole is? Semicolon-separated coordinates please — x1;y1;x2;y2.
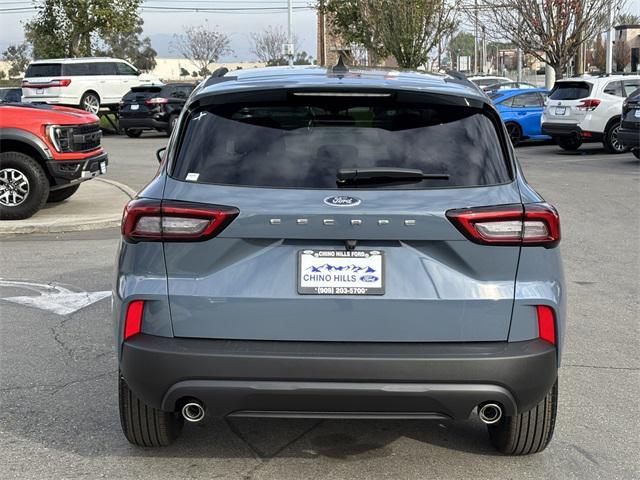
473;0;478;74
287;0;294;66
516;48;522;81
605;2;614;74
481;26;486;73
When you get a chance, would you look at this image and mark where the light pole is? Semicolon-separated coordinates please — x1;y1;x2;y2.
605;2;614;74
287;0;294;66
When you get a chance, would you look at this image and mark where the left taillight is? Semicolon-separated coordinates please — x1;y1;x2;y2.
124;300;144;340
121;199;239;242
446;203;560;248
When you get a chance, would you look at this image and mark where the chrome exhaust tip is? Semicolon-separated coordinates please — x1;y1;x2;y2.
478;403;503;425
181;402;205;423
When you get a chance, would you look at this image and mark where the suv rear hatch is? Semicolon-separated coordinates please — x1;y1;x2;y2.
160;91;522;342
545;80;593;124
120;86;165;118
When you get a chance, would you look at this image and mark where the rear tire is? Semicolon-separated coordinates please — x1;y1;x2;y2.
125;129;143;138
487;380;558;455
47;184;79;203
118;375;183;447
603;121;628;154
556;136;582;151
80;91;101;115
0;151;50;220
505;122;522;147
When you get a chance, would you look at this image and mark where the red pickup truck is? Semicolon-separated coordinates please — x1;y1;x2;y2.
0;103;108;220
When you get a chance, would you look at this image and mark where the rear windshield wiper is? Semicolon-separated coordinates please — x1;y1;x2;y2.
337;167;449;186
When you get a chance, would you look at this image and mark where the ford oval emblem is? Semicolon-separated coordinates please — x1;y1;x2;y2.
324;195;362;207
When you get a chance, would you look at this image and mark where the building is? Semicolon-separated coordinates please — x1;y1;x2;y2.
614;24;640;72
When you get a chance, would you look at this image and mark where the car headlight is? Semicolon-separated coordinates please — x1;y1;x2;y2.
46;125;74;152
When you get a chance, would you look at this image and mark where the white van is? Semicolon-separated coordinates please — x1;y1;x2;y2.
22;57;161;114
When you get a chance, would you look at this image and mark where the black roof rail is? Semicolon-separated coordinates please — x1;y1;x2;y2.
596;71;640;77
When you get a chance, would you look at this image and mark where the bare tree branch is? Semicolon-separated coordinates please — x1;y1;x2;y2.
171;24;232;75
250;25;299;66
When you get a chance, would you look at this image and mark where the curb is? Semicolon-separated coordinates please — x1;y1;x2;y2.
0;179;137;236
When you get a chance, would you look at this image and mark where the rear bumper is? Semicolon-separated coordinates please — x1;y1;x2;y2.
618;127;639;149
120;335;557;419
541;122;602;140
119;115;168;131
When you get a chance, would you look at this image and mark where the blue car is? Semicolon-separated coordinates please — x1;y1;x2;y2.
490;88;550;145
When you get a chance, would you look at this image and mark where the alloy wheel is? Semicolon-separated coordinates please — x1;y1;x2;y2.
610;125;625;152
83;94;100;114
0;168;30;207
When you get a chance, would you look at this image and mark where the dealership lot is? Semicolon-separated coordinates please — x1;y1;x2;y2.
0;136;638;479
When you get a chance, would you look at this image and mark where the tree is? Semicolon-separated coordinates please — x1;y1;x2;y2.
180;67;190;77
616;12;640;25
447;31;474;69
96;21;157;72
589;34;606;71
171;24;232;74
2;43;31;77
293;51;314;65
25;0;143;58
318;0;459;69
479;0;621;78
614;40;631;71
250;26;300;66
0;71;6;80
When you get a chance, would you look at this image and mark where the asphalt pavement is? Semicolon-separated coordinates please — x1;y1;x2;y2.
0;133;638;479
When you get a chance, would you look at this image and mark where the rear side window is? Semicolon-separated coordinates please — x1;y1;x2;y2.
549;82;591;100
172;98;511;189
63;63;93;75
25;63;62;77
512;93;542;107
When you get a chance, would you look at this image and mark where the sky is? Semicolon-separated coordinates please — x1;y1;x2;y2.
0;1;319;62
1;0;640;62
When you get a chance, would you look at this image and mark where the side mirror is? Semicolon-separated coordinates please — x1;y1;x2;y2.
156;147;167;163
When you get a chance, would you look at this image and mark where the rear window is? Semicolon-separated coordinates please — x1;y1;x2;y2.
549;81;591;100
25;63;62;77
172;98;511;189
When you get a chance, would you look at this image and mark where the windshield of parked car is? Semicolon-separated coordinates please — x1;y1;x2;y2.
549;82;591;100
172;97;510;189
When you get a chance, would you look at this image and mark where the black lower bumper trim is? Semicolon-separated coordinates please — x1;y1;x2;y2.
46;152;108;187
120;336;557;419
119;116;168;131
618;127;639;149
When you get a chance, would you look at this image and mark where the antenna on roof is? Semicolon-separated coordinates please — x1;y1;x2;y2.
332;54;349;75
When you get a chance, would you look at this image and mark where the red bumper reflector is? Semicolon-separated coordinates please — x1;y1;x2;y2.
124;300;144;340
536;305;556;345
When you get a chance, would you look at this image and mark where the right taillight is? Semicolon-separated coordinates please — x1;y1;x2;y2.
446;203;560;248
576;99;600;111
122;198;239;242
536;305;556;345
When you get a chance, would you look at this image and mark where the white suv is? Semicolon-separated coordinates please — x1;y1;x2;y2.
541;74;640;153
22;57;161;114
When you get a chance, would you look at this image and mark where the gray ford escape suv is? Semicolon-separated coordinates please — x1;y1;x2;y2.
114;65;564;455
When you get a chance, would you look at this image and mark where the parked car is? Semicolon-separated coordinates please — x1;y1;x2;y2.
0;87;22;103
490;88;550;145
467;75;511;87
484;81;537;93
115;66;564;455
0;103;107;219
21;57;161;114
119;83;195;137
618;87;640;159
541;74;640;153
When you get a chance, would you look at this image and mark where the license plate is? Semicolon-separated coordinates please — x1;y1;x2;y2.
634;109;640;118
100;161;107;174
555;106;566;115
36;89;44;95
130;104;139;110
298;250;384;295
